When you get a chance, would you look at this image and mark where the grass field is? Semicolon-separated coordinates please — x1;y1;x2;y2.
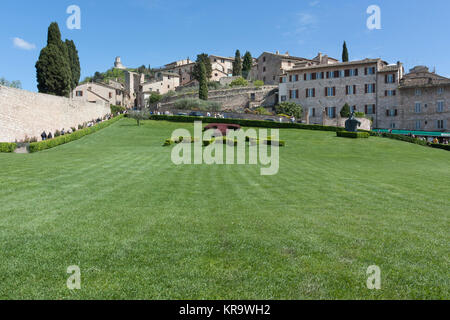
0;118;448;300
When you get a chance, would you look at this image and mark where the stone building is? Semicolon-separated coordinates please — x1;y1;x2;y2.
209;55;234;81
279;56;404;128
73;82;129;107
251;51;339;85
139;71;180;106
394;66;449;132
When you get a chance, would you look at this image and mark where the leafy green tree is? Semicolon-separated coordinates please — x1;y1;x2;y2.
192;53;212;82
340;103;351;118
93;72;103;82
148;93;162;105
342;41;349;62
65;39;81;90
275;102;303;119
242;51;253;79
198;62;208;101
229;77;248;87
0;78;22;89
232;50;242;76
128;109;149;126
36;22;72;96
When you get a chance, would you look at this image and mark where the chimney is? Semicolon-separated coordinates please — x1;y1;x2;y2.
276;50;280;55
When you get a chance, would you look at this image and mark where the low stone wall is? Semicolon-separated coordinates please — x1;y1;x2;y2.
158;86;278;112
0;85;111;142
322;115;372;131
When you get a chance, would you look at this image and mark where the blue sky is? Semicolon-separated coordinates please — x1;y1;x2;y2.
1;0;449;92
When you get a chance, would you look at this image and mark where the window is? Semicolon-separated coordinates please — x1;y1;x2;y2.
386;109;398;117
415;102;421;113
415;89;422;96
437;101;444;112
437;120;445;129
351;105;357;113
325;87;336;97
365;84;376;93
263;67;266;72
346;85;356;95
251;93;256;101
385;90;396;96
365;104;376;114
365;67;376;75
76;91;83;97
116;90;121;96
289;89;299;99
386;74;395;83
294;75;299;82
437;88;444;95
280;77;286;83
415;121;421;130
263;57;266;62
109;92;112;99
326;71;334;79
306;88;315;98
280;95;287;102
326;107;337;118
390;122;396;129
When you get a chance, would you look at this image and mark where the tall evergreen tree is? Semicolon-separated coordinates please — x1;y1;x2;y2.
65;39;81;90
342;41;349;62
232;50;242;76
198;62;208;101
242;51;253;79
36;22;72;97
192;53;212;82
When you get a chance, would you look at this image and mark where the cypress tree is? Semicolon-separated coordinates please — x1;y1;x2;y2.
199;62;208;101
35;44;72;97
232;50;242;76
242;51;253;79
192;53;212;82
36;22;72;96
342;41;349;62
65;39;81;90
340;103;351;118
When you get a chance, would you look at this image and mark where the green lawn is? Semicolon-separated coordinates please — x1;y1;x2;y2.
0;118;448;300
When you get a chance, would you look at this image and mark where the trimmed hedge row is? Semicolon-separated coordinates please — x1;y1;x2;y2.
29;115;124;153
0;143;17;153
430;143;450;151
372;132;428;146
337;131;370;139
148;115;351;132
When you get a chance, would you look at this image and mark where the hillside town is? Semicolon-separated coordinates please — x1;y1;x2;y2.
73;51;449;135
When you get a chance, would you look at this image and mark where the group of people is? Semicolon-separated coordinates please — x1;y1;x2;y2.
38;111;125;142
409;133;449;145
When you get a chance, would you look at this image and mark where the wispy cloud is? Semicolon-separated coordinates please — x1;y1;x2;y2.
13;37;36;50
309;0;320;7
295;12;319;33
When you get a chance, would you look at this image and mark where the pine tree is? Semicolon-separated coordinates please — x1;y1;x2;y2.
242;51;253;79
342;41;349;62
340;103;351;118
232;50;242;76
198;62;208;101
36;22;72;97
65;39;81;90
192;53;212;82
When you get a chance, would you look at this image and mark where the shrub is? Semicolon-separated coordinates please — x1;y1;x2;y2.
28;115;124;153
264;139;286;146
254;107;272;115
430;143;450;151
340;104;351;118
337;131;370;139
253;80;264;88
229;77;248;88
373;132;428;146
354;112;366;118
111;104;126;114
275;102;303;119
163;139;174;146
0;142;17;153
207;81;221;90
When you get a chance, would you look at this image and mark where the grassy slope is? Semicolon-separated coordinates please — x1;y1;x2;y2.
0;119;448;300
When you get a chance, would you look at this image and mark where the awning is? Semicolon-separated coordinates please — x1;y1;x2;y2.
374;129;450;137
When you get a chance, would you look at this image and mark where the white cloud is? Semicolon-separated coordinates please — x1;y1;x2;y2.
13;37;36;50
309;0;320;7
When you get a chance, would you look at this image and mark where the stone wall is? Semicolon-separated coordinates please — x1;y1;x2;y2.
0;85;111;142
157;86;278;112
322;114;372;131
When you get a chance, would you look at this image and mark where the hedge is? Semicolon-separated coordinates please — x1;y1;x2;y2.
372;132;428;146
29;115;124;153
337;131;370;139
148;115;353;133
0;142;17;153
430;143;450;151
